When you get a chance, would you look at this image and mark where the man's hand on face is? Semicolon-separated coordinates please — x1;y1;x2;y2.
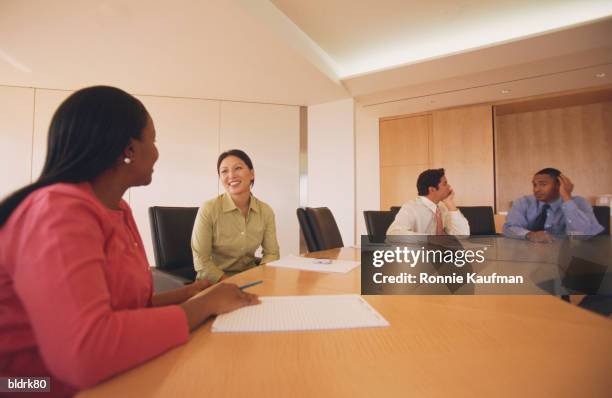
526;231;555;243
442;189;457;211
558;174;574;202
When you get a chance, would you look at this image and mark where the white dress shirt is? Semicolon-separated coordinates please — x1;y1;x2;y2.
386;196;470;236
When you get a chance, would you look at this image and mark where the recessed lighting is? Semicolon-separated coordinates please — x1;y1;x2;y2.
595;72;606;78
501;89;511;94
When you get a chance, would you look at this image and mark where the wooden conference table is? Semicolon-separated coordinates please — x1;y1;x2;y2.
79;248;612;398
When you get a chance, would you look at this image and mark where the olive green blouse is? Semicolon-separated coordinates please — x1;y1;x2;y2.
191;193;280;282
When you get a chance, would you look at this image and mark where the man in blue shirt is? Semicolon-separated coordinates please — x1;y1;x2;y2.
503;168;604;243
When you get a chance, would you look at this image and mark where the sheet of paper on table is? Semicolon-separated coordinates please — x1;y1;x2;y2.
266;254;359;273
212;294;389;333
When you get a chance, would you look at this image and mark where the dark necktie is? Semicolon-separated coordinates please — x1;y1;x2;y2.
530;204;550;231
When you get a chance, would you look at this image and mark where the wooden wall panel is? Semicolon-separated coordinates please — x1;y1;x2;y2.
379;106;494;210
431;105;494;207
379;115;431;210
380;165;425;210
495;101;612;211
379;116;430;166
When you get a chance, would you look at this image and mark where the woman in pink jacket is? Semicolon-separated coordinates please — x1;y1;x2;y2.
0;86;259;397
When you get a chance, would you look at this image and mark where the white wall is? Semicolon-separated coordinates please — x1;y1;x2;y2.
219;101;300;257
0;87;33;200
307;98;355;246
354;104;380;243
0;85;301;264
130;96;221;261
31;90;73;181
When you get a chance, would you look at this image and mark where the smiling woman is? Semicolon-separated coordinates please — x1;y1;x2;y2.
191;149;280;282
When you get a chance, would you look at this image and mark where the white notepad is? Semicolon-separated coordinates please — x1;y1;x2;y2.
266;255;359;273
211;295;389;333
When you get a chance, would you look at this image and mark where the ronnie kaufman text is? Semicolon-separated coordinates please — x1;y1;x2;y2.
373;272;524;284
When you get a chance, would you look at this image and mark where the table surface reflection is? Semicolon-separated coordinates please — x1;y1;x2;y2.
79;247;612;398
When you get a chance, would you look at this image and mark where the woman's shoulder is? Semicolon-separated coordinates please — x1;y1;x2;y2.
204;194;226;207
198;194;226;215
252;196;275;216
1;182;109;243
22;182;105;215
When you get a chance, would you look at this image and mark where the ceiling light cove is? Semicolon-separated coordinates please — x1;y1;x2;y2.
336;3;612;79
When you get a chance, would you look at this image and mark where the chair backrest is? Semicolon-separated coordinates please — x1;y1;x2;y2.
593;206;611;235
390;206;401;216
297;208;318;252
304;207;344;251
148;206;199;272
457;206;496;235
364;210;396;243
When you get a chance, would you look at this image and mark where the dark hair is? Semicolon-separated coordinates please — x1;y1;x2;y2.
535;168;561;179
217;149;255;187
0;86;149;227
417;168;445;196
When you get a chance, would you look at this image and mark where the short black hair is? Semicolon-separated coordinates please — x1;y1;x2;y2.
535;168;561;179
417;168;445;196
217;149;255;186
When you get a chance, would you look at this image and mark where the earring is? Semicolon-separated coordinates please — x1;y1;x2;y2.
123;157;132;164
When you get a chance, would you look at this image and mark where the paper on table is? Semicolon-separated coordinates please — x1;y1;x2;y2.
212;294;389;333
460;241;493;250
266;254;359;273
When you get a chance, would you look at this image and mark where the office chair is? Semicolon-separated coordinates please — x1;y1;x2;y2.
593;206;610;235
390;206;401;217
297;208;318;252
457;206;496;236
363;210;396;243
148;206;199;283
304;207;344;251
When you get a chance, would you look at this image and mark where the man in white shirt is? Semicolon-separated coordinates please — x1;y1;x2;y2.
386;168;470;236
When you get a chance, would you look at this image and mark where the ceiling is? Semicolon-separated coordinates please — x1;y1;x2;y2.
346;20;612;105
271;0;612;78
1;0;611;106
0;0;349;105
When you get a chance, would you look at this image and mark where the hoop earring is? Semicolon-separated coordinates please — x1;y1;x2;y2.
123;157;132;164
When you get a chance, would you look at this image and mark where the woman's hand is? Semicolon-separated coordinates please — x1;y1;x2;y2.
151;278;213;307
180;283;260;331
185;279;213;297
201;283;260;314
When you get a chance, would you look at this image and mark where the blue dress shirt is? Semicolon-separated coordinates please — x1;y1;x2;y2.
503;195;604;239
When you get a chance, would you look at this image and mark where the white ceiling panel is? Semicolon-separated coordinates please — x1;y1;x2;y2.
271;0;612;78
0;0;349;105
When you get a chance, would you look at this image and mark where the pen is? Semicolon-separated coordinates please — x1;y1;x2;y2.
239;280;263;290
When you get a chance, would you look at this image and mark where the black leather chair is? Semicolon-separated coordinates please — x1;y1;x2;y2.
364;210;396;243
390;206;401;216
593;205;610;235
148;206;198;282
297;208;318;252
303;207;344;251
457;206;496;235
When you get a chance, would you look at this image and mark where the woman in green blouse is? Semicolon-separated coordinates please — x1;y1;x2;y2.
191;149;280;282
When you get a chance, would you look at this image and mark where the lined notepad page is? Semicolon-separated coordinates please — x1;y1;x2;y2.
212;295;389;333
266;255;359;273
